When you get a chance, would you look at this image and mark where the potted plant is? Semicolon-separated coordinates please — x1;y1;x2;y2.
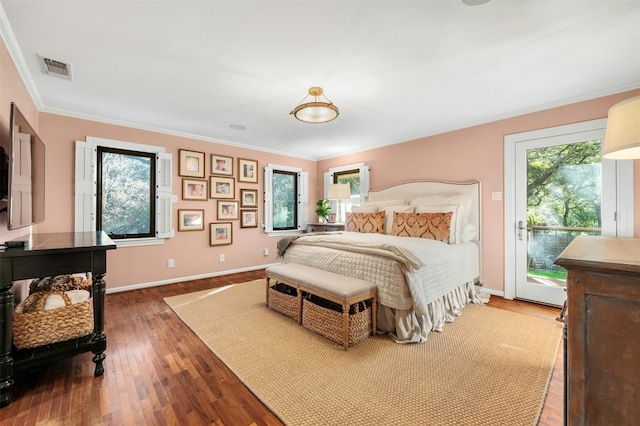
315;199;331;223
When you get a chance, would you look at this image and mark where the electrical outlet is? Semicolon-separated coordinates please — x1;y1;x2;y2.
263;248;269;256
219;254;225;262
167;259;174;268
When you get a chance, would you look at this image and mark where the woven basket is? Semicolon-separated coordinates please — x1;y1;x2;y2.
13;291;94;349
267;282;298;320
302;296;371;347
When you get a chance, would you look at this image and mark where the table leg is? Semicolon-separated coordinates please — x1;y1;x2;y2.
90;273;107;377
0;284;14;407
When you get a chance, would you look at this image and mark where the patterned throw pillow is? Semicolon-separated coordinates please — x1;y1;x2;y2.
391;212;452;243
345;211;386;234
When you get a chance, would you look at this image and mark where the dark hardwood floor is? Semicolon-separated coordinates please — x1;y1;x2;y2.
1;271;563;425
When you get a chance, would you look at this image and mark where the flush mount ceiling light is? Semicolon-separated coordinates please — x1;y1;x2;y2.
290;87;339;124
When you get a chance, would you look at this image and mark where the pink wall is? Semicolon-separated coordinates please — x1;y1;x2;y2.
318;89;640;294
36;113;317;290
0;39;40;242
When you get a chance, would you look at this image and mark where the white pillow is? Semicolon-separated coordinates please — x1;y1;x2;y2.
415;204;460;243
362;198;406;208
460;222;478;243
410;195;472;224
351;205;379;213
382;205;414;234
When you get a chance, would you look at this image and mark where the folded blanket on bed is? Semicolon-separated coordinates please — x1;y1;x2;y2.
280;232;464;273
276;235;303;257
289;233;423;272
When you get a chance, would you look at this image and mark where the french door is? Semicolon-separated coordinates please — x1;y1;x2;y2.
505;119;633;306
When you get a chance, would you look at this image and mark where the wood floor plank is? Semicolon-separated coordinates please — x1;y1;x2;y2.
1;270;563;425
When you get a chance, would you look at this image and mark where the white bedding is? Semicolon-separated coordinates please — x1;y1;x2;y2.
280;231;483;343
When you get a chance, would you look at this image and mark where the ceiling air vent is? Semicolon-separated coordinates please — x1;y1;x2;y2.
40;55;72;80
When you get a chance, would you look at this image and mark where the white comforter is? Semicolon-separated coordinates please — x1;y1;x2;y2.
281;231;480;321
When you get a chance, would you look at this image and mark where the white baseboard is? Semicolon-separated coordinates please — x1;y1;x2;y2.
479;287;505;298
105;262;280;294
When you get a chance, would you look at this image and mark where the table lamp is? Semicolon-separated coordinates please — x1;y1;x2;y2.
327;183;351;223
602;95;640;159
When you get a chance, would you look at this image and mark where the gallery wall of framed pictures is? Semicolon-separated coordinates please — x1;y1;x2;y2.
177;150;259;245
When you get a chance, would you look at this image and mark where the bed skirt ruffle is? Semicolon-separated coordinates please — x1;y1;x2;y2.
377;281;489;343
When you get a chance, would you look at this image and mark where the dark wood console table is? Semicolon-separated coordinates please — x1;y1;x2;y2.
0;231;116;408
555;236;640;425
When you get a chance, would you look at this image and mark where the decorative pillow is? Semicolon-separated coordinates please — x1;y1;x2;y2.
345;211;386;234
351;205;379;213
414;204;459;243
382;205;414;234
391;212;452;243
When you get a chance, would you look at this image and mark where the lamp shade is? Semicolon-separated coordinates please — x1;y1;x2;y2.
327;183;351;200
602;95;640;160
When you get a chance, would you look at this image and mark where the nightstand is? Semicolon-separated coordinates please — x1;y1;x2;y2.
306;222;345;233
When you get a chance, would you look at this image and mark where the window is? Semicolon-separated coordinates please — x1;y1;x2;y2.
97;147;155;238
324;162;370;222
264;164;308;234
75;137;173;246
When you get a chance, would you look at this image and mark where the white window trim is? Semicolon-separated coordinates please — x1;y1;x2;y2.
264;163;308;237
75;136;174;247
324;162;370;204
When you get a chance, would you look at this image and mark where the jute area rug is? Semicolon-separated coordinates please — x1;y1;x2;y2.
164;279;562;426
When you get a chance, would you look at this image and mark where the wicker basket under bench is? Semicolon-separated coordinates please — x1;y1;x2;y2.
265;263;377;350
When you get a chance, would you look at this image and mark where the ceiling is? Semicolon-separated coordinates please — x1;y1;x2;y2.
1;1;639;160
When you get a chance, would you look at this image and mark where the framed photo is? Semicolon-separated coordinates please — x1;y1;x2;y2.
210;176;235;199
179;149;205;178
240;189;258;207
211;154;234;176
182;179;208;201
217;200;239;220
178;209;205;231
210;222;232;246
238;158;258;183
240;209;258;228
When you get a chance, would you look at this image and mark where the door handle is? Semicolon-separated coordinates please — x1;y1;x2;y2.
517;220;527;241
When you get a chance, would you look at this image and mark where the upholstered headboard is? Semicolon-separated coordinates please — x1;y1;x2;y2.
366;180;481;241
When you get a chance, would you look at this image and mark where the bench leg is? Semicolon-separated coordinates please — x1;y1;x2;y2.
342;301;349;350
372;295;377;336
265;276;270;306
297;289;303;324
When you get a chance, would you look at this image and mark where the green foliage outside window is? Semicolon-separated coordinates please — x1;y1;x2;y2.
335;170;359;195
273;171;296;229
100;150;153;236
527;140;601;228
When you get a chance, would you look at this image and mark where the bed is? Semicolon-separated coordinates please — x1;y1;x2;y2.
278;180;485;343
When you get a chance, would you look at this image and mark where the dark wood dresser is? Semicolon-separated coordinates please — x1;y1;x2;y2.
0;231;116;408
555;236;640;426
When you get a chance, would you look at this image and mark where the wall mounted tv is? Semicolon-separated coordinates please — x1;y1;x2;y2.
0;102;46;230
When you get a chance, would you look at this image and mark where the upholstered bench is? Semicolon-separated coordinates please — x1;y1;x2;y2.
265;263;377;350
